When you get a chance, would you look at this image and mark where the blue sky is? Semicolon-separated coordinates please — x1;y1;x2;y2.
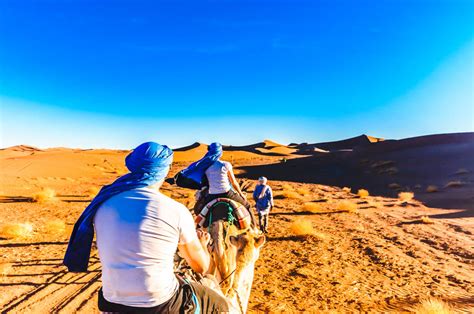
0;0;473;149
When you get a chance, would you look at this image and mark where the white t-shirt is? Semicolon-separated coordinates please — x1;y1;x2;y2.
94;187;197;308
205;160;232;194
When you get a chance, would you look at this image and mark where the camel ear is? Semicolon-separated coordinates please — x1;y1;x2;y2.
254;235;265;248
229;235;239;247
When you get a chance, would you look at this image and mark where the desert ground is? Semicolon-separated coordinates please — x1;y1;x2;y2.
0;134;473;313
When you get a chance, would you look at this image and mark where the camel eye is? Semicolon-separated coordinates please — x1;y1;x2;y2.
229;235;239;247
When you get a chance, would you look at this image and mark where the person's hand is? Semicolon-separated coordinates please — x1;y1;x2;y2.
196;229;210;247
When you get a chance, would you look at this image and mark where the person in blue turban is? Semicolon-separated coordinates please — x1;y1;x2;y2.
63;142;229;313
178;142;251;218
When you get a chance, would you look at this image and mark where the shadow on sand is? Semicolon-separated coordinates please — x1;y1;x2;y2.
0;196;34;203
269;210;347;216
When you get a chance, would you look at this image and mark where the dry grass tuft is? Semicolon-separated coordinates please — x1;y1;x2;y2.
0;263;13;276
342;187;351;193
398;192;414;202
86;186;100;198
455;168;469;175
357;189;369;198
411;298;452;314
32;188;57;203
0;223;34;239
337;200;358;213
276;191;302;199
302;202;324;213
281;184;293;191
44;219;66;235
426;185;438;193
388;183;401;189
290;218;315;237
444;181;465;188
420;216;434;224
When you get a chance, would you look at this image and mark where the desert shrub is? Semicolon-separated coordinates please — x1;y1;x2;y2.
289;219;328;240
32;188;57;203
275;191;301;199
455;168;469;175
388;183;401;189
420;216;434;224
337;200;358;213
302;202;323;213
426;185;438;193
357;189;369;198
0;263;12;276
86;186;100;198
414;184;422;189
342;187;351;193
44;219;66;235
0;223;34;239
398;192;414;202
444;181;465;188
290;219;314;237
411;298;452;314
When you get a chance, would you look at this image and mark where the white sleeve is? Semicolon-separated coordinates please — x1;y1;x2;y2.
178;207;199;245
224;161;233;171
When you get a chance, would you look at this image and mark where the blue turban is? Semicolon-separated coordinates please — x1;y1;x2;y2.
177;142;223;188
64;142;173;272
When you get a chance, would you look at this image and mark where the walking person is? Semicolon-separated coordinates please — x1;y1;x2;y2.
253;176;274;233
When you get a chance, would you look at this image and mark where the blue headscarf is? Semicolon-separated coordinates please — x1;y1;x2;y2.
179;142;223;187
63;142;173;272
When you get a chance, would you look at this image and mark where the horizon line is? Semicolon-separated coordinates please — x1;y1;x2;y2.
2;131;473;151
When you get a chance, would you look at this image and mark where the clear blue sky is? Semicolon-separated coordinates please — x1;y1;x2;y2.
1;0;473;149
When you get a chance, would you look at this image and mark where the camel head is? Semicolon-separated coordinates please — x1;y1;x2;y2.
208;221;265;313
227;229;265;313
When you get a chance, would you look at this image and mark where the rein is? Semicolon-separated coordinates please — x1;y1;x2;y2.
219;267;237;285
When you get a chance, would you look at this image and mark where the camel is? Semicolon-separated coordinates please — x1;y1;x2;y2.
206;219;265;313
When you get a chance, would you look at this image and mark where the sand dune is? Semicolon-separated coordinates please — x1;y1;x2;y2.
239;132;474;211
292;134;384;154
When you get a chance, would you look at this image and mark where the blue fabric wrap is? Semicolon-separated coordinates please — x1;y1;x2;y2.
63;142;173;272
179;142;223;187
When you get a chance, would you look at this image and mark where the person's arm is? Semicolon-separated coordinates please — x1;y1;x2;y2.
176;208;210;274
253;187;259;201
227;164;245;197
178;230;210;274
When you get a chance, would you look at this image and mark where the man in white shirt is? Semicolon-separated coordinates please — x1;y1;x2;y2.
67;142;229;313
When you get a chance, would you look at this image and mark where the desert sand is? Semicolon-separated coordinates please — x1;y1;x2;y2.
0;133;473;312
